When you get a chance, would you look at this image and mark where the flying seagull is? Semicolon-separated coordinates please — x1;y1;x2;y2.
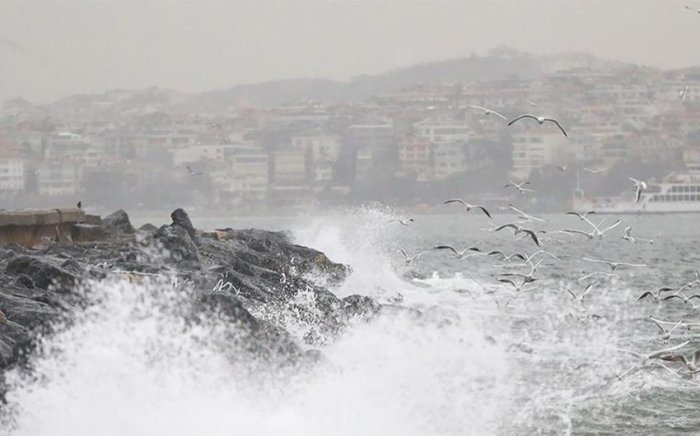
649;317;684;341
563;218;622;240
658;349;700;373
398;247;429;265
487;251;527;262
498;277;533;292
582;167;602;174
637;287;676;302
686;5;700;13
566;211;596;221
504;180;535;194
432;244;482;259
443;199;492;218
556;165;568;172
494;223;542;246
507;114;568;137
387;218;414;226
507;204;548;223
662;294;700;306
582;257;646;271
565;282;598;306
630;177;647;203
76;200;82;209
466;105;508;121
186;165;202;176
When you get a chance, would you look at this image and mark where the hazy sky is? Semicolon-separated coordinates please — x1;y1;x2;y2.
1;0;700;103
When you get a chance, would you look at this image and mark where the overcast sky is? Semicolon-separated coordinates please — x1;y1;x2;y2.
1;0;700;103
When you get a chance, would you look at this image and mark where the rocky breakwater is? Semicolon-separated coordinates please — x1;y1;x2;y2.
0;208;381;402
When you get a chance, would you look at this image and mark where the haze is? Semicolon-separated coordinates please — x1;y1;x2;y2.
1;0;700;103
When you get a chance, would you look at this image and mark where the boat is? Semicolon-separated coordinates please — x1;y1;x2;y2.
572;163;700;214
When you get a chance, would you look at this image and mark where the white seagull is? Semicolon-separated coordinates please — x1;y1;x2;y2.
582;167;602;174
398;247;429;265
630;177;647;203
186;165;202;176
507;114;568;137
504;180;535;194
494;223;542;247
507;204;548;223
649;317;684;341
387;218;414;226
565;282;598;306
443;199;492;218
582;257;646;271
467;104;508;121
563;218;621;240
621;226;653;244
433;244;482;259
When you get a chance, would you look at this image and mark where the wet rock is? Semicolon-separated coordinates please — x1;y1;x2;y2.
103;209;135;235
5;256;76;290
171;208;197;243
154;224;200;269
71;223;106;242
341;294;381;320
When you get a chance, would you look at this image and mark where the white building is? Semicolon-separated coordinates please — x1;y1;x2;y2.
0;158;25;191
511;130;568;179
37;161;82;196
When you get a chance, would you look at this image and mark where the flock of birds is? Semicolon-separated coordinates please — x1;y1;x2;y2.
389;94;700;382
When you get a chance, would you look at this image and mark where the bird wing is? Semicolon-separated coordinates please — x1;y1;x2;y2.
487;250;505;258
507;114;537;126
507;204;526;215
635;186;643;203
443;199;467;207
600;219;622;234
647;340;690;359
662;295;686;302
494;224;518;232
498;278;517;289
687;294;700;301
476;206;492;219
637;291;654;301
433;245;459;256
398;247;409;259
490;110;508;121
562;229;592;238
650;318;667;334
523;230;542;246
565;211;582;219
544;118;568;137
565;287;578;300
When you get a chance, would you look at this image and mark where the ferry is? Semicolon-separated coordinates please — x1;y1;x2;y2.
572;163;700;214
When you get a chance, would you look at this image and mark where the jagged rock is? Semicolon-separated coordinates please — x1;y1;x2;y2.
138;223;158;234
103;209;135;235
170;208;197;243
154;224;200;269
85;214;103;226
341;294;381;320
5;256;76;290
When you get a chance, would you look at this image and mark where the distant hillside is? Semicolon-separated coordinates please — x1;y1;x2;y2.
189;47;630;109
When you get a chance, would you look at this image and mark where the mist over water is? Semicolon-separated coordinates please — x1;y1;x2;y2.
4;208;700;435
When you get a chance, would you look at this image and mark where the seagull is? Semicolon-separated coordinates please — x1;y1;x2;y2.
582;257;646;271
630;177;647;203
685;5;700;13
387;218;414;226
494;223;542;246
398;247;429;265
507;114;568;137
662;294;700;306
658;349;700;373
498;277;533;292
582;167;602;174
680;84;690;100
637;287;676;301
507;204;548;223
433;244;482;259
487;251;527;262
650;318;684;341
563;219;622;240
556;165;568;172
566;211;596;221
620;226;654;245
186;165;202;176
504;180;535;194
76;200;82;209
443;199;492;218
565;282;597;306
467;104;508;121
615;340;691;380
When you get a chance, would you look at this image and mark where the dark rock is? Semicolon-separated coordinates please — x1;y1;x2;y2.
154;224;200;269
103;209;135;235
5;256;76;290
342;295;382;320
85;214;103;226
13;274;35;289
71;223;106;242
138;223;158;235
170;208;197;243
